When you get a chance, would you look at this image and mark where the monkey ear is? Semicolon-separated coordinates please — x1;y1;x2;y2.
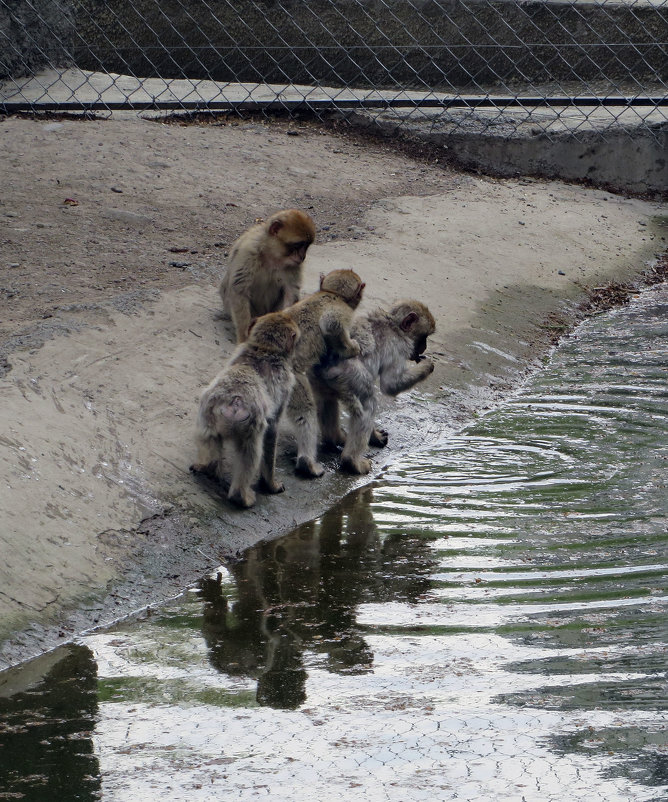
268;220;283;237
319;272;326;289
400;312;419;332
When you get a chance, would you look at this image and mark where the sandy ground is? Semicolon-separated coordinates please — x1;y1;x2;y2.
0;113;666;668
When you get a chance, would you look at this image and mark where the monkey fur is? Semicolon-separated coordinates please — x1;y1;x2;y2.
219;209;316;343
191;311;301;508
316;299;436;475
284;268;365;478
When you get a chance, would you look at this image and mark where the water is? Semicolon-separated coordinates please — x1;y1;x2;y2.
1;286;666;801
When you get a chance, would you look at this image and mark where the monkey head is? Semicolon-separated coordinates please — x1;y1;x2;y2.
389;300;436;361
265;209;316;268
248;311;301;353
319;269;366;309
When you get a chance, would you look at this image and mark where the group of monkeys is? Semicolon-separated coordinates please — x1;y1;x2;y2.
190;208;436;508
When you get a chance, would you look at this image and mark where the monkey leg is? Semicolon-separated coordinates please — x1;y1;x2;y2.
339;390;377;476
319;397;345;452
288;374;325;478
227;427;264;508
314;382;346;452
257;422;285;494
190;433;225;482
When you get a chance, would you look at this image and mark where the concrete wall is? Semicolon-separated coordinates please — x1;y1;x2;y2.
0;0;74;79
72;0;666;89
426;121;668;197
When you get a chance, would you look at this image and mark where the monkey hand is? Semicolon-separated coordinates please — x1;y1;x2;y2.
343;338;361;359
418;357;435;377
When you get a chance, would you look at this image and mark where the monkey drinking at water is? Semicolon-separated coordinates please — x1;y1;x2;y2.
220;209;316;343
316;299;436;475
191;311;300;508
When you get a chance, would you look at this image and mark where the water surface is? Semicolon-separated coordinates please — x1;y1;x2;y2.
1;286;666;801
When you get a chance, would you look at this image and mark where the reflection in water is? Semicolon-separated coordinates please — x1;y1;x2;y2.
0;645;100;800
200;489;435;708
0;286;666;801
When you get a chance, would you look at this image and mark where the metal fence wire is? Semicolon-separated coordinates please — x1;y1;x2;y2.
0;0;667;141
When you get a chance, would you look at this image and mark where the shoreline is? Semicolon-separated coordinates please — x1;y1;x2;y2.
0;114;666;669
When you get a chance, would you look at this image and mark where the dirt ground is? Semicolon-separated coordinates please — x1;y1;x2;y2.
0;112;666;669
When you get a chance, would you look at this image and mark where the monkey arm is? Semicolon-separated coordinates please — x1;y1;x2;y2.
319;310;361;359
379;357;434;397
279;279;301;309
226;290;253;344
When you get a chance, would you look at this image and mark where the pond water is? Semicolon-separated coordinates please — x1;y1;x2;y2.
0;285;666;801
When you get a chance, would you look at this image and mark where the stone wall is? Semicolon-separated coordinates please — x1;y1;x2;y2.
71;0;665;89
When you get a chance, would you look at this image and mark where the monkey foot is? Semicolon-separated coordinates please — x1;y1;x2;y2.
369;428;389;448
321;435;345;453
258;477;286;494
228;487;257;508
340;456;372;475
190;462;221;482
295;456;325;478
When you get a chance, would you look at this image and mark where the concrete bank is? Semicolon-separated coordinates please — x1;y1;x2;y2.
3;70;665;197
353;108;668;197
0;114;666;669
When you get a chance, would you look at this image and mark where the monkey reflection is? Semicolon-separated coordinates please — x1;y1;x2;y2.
199;487;436;708
0;645;101;799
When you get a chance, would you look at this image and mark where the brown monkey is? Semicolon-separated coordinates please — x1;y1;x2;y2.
220;209;316;343
316;300;436;475
191;311;300;508
285;268;365;478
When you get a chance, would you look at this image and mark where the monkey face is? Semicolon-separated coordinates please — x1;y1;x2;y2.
411;335;429;362
283;239;311;266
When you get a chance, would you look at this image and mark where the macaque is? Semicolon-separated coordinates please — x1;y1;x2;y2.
285;268;365;478
191;311;300;508
220;209;316;343
316;300;436;475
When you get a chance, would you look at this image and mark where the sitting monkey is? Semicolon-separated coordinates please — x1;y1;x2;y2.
191;312;300;508
284;269;365;478
316;300;436;475
220;209;316;343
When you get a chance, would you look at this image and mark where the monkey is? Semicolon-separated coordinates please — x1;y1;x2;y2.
190;311;300;508
219;209;316;343
284;268;365;478
315;300;436;475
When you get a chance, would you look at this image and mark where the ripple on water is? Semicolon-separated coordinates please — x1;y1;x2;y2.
0;287;666;801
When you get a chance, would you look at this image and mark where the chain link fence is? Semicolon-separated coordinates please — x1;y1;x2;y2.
1;0;666;142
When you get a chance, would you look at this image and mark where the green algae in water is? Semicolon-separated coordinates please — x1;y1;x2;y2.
0;285;666;801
